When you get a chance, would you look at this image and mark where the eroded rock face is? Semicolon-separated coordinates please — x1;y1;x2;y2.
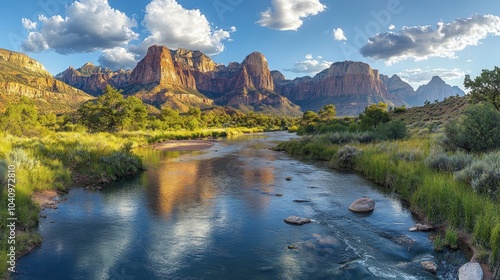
0;49;51;77
348;197;375;213
0;48;93;113
57;63;131;96
274;61;397;116
380;74;414;104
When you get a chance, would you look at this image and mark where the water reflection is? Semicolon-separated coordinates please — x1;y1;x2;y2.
16;133;468;280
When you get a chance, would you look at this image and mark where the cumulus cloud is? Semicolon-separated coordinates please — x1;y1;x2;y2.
388;24;395;30
135;0;235;55
258;0;326;31
284;54;332;74
21;0;138;54
333;28;347;41
21;18;37;31
98;47;138;70
397;68;466;84
360;14;500;64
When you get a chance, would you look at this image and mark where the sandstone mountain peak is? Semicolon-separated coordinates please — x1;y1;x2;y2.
0;48;51;78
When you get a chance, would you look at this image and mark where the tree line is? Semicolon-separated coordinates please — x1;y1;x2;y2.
0;85;297;136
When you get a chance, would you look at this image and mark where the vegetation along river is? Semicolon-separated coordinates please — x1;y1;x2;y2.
16;132;467;279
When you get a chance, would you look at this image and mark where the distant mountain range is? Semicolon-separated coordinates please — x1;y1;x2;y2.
0;45;465;116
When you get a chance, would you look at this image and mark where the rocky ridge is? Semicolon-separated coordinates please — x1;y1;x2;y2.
57;63;131;96
410;76;465;106
0;48;93;113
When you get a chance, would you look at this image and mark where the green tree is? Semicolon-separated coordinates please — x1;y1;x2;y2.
0;97;39;136
301;111;318;125
464;66;500;110
318;104;336;122
123;96;148;131
78;85;148;132
359;102;390;130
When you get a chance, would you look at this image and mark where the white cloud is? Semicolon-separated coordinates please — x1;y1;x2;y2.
397;68;466;85
21;18;37;31
333;28;347;41
284;54;332;74
388;24;395;30
257;0;326;31
360;14;500;64
98;47;138;70
136;0;235;55
21;0;138;54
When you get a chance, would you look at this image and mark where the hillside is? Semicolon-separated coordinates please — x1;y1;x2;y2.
0;48;93;113
391;95;470;132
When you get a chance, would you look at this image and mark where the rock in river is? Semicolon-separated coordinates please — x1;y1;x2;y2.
284;216;311;225
348;197;375;213
409;223;434;232
421;261;438;274
458;262;483;280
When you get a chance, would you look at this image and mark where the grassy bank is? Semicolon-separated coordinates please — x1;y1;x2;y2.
276;135;500;273
0;131;145;277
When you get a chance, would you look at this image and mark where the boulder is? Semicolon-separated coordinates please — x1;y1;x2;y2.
284;216;311;225
458;262;483;280
409;223;434;232
348;197;375;213
421;261;438;274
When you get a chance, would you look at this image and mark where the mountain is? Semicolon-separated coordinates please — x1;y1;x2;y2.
380;74;414;104
56;63;131;96
0;48;93;113
274;61;402;116
125;45;214;112
409;76;465;106
59;45;301;115
192;51;301;115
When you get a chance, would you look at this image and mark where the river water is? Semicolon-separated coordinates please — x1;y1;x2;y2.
16;132;467;279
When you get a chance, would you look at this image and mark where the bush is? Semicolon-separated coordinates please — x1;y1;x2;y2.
332;145;362;169
444;103;500;153
425;150;474;172
454;151;500;200
376;120;408;140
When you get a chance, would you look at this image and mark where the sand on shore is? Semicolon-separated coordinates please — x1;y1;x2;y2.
152;140;216;151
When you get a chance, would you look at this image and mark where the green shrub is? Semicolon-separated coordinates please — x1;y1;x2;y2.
376;120;408;140
444;103;500;153
454;151;500;200
332;145;362;169
425;150;474;172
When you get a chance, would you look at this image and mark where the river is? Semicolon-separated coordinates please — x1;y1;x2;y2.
16;132;467;279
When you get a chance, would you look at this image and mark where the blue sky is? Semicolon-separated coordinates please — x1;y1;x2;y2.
1;0;500;88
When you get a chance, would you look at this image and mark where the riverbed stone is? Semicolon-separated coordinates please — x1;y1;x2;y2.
348;197;375;213
458;262;483;280
421;261;438;274
409;223;434;232
284;216;311;225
